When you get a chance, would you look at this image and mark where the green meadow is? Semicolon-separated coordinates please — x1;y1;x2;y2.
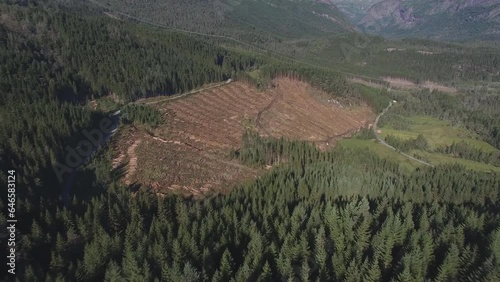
410;150;500;173
379;115;500;153
340;115;500;173
340;138;500;173
338;139;423;171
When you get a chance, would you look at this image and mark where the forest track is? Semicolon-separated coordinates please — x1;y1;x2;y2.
138;81;230;105
255;89;283;136
373;102;434;168
124;139;142;185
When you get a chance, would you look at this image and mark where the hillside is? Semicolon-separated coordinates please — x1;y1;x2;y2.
90;0;500;86
112;78;374;196
92;0;355;42
358;0;500;40
329;0;380;22
2;1;500;281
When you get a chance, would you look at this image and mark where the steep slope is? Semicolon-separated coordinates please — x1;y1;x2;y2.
112;78;374;195
0;0;268;195
358;0;500;40
92;0;355;42
329;0;380;22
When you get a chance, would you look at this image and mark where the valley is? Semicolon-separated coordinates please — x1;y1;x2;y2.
1;0;500;281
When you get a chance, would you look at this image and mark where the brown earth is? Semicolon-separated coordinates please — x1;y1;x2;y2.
112;78;375;196
349;77;387;89
383;77;457;93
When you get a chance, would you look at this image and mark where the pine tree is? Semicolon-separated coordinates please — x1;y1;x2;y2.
314;226;328;279
258;260;273;282
435;244;461;282
300;256;310;282
121;242;143;281
215;248;234;281
181;263;201;282
104;260;124;282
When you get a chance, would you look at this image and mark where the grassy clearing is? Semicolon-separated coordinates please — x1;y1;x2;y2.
248;69;261;80
372;114;500;172
380;116;499;153
91;96;122;112
410;150;500;173
406;115;449;126
340;138;500;173
338;139;421;171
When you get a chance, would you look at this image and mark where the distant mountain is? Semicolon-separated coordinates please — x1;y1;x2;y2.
357;0;500;41
329;0;380;22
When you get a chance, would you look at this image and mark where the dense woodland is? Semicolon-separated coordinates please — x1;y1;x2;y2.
6;134;500;281
121;104;162;130
1;1;500;281
0;1;262;194
384;134;430;153
92;0;351;43
94;0;500;85
437;141;500;167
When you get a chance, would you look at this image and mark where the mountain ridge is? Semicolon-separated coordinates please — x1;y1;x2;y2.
334;0;500;40
94;0;355;40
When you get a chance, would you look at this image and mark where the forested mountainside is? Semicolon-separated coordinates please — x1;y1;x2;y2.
92;0;354;42
378;86;500;155
0;0;265;195
0;0;361;200
357;0;500;41
1;0;500;281
329;0;380;22
7;132;500;281
91;0;500;86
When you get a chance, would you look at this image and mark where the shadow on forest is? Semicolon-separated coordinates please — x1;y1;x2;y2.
111;163;127;182
69;169;106;202
128;182;142;194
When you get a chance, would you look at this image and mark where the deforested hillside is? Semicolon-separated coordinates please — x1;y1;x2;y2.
111;78;374;195
0;0;263;196
2;0;500;281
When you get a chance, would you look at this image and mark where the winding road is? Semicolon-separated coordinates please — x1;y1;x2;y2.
139;80;231;105
373;102;434;168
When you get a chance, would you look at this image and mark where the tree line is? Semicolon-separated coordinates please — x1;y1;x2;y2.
385;134;430;152
437;141;500;167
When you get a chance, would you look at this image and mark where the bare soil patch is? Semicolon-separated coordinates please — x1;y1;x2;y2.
112;78;375;196
349;77;386;89
124;139;141;185
383;77;457;93
386;48;406;52
421;81;457;93
417;50;435;55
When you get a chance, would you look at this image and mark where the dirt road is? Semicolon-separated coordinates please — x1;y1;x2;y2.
139;81;230;105
373;102;434;168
